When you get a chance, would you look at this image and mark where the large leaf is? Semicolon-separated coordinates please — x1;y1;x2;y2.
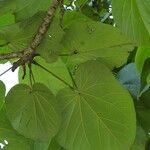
56;60;136;150
19;57;72;95
5;83;61;141
62;19;134;69
112;0;150;45
0;108;33;150
0;81;5;110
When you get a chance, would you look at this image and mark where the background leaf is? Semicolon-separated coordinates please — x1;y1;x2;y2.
0;108;33;150
112;0;150;45
130;125;147;150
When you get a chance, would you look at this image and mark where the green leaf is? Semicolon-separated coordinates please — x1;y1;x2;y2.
14;0;51;22
48;139;62;150
33;139;63;150
33;141;50;150
135;47;150;72
0;13;15;28
130;125;147;150
135;0;150;35
0;108;33;150
140;58;150;90
0;12;44;52
0;0;16;16
36;18;64;63
5;83;61;141
62;19;134;69
0;81;5;110
135;47;150;89
19;57;72;95
112;0;150;45
56;60;136;150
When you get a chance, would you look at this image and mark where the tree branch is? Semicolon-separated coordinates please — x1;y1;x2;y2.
0;0;60;71
0;51;22;61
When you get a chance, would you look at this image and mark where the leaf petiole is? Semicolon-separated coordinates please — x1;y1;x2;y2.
32;60;74;90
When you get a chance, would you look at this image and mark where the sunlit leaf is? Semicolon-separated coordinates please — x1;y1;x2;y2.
112;0;150;45
56;60;136;150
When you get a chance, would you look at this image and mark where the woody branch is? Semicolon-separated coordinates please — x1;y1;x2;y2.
0;0;60;71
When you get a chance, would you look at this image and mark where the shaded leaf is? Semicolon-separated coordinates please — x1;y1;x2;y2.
56;60;136;150
0;0;16;16
130;125;147;150
5;83;61;141
14;0;51;22
0;108;33;150
136;101;150;133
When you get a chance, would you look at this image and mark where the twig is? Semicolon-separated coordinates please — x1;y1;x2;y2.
0;0;60;71
0;51;22;61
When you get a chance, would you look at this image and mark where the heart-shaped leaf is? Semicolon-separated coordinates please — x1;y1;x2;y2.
5;83;61;141
56;60;136;150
